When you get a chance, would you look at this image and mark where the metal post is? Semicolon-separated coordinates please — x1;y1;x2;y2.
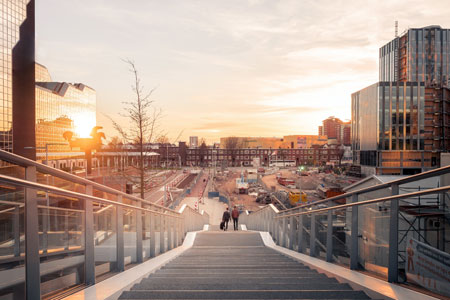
310;214;316;257
167;216;173;251
175;218;179;247
136;202;143;263
85;185;95;285
326;210;333;262
64;213;69;251
42;205;48;254
297;215;303;253
150;213;156;257
350;193;359;270
388;184;399;282
289;216;295;250
160;214;165;254
275;218;280;245
282;215;288;247
25;166;40;299
271;212;275;237
13;205;20;257
116;195;124;272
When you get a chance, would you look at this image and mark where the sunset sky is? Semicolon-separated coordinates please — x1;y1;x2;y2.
36;0;450;143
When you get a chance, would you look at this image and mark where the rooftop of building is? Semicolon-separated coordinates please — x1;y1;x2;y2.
35;62;95;95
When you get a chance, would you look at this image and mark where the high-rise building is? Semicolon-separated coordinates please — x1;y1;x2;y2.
380;25;450;85
0;0;35;159
189;136;198;148
318;117;350;144
352;25;450;175
35;63;96;163
342;122;351;146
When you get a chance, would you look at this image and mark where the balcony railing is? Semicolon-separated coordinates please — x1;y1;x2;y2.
241;165;450;299
0;149;209;299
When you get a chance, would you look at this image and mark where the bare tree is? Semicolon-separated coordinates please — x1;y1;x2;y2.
109;59;162;199
223;137;243;166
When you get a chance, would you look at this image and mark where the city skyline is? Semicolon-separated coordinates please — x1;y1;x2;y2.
35;0;450;143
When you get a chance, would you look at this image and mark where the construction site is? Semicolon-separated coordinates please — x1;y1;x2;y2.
210;166;361;212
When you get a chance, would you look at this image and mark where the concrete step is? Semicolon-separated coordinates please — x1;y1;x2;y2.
119;290;371;299
131;282;351;291
139;277;338;285
154;269;319;275
118;232;373;300
161;264;310;269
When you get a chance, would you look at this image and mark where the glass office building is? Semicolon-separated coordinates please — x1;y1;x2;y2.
0;0;35;158
35;63;96;162
354;25;450;175
380;26;450;85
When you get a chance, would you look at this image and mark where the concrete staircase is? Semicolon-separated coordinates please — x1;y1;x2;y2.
119;231;375;299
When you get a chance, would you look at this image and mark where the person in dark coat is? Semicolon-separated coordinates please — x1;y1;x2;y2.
222;207;231;231
231;206;239;231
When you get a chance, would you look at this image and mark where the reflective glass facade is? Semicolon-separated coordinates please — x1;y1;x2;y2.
0;0;31;152
380;26;450;86
35;64;96;160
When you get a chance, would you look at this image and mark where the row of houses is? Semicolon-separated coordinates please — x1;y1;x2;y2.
95;142;349;168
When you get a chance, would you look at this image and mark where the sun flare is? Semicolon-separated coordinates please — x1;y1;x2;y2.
73;113;96;138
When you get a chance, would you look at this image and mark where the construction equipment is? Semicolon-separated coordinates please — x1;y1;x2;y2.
288;190;307;206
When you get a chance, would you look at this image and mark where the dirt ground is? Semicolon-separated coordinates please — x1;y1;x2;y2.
213;170;262;211
213;167;361;210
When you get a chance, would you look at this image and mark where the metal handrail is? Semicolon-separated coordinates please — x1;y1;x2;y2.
0;149;177;214
274;184;450;218
0;174;182;219
282;164;450;213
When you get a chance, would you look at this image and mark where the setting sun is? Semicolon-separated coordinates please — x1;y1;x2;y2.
73;113;96;138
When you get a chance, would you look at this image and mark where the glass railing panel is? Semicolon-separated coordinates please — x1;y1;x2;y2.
315;212;328;260
0;164;25;180
39;193;85;297
37;173;85;196
357;202;390;280
332;207;351;267
123;208;137;265
93;202;117;278
0;183;25;299
39;193;84;254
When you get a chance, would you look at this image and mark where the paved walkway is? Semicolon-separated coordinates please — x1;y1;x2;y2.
178;196;226;225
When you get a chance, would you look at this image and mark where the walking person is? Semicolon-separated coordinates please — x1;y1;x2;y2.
222;207;231;231
232;206;239;231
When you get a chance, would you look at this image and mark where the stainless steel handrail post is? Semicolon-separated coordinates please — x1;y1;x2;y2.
150;213;155;258
350;193;359;270
25;166;40;300
275;217;280;245
167;216;173;251
297;215;304;253
64;213;69;251
326;210;333;262
289;215;295;250
116;195;124;272
310;213;316;257
282;215;287;247
13;205;20;257
388;184;399;282
85;185;95;285
159;214;165;254
136;202;143;264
